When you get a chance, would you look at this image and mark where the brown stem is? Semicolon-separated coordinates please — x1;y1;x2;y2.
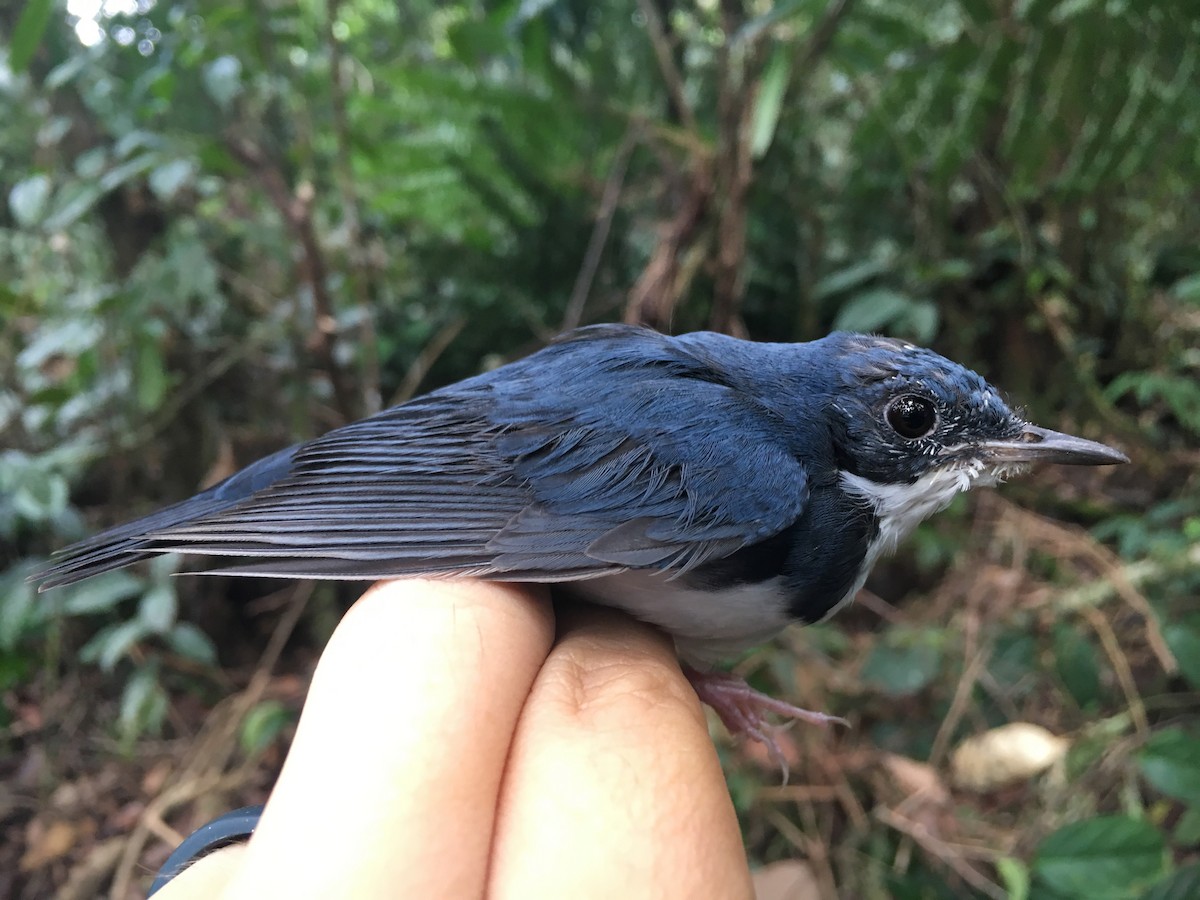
624;159;713;329
796;0;857;71
709;0;761;335
637;0;698;134
227;136;358;423
390;316;468;406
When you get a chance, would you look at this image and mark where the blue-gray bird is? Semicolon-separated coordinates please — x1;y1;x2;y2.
35;325;1127;756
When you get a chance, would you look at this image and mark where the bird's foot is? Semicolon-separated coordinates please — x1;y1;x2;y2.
683;666;847;781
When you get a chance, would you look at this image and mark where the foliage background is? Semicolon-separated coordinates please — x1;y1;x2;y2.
2;0;1199;897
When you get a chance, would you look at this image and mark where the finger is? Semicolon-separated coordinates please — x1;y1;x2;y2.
151;845;248;899
224;579;554;900
486;604;753;900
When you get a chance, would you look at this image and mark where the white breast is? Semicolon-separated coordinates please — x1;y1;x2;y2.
566;463;1006;664
567;570;793;664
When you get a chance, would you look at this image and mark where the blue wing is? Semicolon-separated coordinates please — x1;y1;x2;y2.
36;326;810;588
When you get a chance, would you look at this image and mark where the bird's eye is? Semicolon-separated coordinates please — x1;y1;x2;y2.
886;395;937;439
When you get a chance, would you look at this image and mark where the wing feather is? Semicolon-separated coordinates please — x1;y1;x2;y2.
36;326;810;588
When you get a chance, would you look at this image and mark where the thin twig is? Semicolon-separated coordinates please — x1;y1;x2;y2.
108;586;311;898
1081;605;1149;737
854;589;905;623
768;806;839;900
391;316;468;405
635;0;697;134
57;836;126;900
1035;294;1151;454
226;136;358;422
324;0;381;415
562;125;641;332
875;807;1007;900
928;647;991;768
623;160;712;327
998;499;1178;675
709;0;759;335
795;0;857;72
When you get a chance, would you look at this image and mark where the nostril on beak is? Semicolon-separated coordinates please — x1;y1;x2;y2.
987;424;1129;466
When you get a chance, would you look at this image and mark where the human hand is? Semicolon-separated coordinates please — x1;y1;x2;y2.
155;579;753;899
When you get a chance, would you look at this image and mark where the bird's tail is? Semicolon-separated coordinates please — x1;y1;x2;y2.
32;445;299;590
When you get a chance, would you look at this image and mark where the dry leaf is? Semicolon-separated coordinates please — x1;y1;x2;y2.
753;859;823;900
950;722;1069;792
20;819;78;871
880;753;951;806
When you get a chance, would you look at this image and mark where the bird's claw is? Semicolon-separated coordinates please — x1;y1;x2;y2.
683;667;848;783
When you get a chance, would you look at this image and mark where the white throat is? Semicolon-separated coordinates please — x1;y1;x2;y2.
840;461;999;568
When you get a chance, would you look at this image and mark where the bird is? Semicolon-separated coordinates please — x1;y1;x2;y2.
34;324;1128;763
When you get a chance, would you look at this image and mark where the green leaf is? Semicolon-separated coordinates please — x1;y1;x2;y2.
240;700;292;757
861;629;943;696
955;0;996;26
447;18;511;65
0;567;36;651
1055;624;1102;708
833;289;940;342
167;623;217;665
751;46;792;159
203;56;243;110
149;159;197;201
113;130;163;160
834;288;914;332
61;571;144;615
996;856;1030;900
814;259;891;301
1033;815;1167;898
988;631;1037;696
1172;807;1200;845
1163;623;1200;690
98;154;158;192
80;619;151;671
75;147;108;178
148;554;182;581
1171;273;1200;305
10;0;54;73
1139;728;1200;806
11;467;68;523
136;338;170;411
1140;864;1200;900
44;181;105;231
9;174;51;227
137;585;177;634
119;666;168;747
906;302;939;343
0;652;30;692
45;52;91;90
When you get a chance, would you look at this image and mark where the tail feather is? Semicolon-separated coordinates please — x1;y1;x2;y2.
33;445;299;590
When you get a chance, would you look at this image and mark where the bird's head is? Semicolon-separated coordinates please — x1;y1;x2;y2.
821;334;1127;543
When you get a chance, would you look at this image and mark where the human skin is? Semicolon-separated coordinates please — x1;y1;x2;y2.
155;579;754;899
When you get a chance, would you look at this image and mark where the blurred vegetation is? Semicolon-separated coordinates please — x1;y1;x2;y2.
1;0;1198;897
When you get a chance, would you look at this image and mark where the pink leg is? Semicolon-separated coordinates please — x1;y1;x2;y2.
683;666;848;779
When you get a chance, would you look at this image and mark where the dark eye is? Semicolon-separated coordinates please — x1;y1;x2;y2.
886;395;937;439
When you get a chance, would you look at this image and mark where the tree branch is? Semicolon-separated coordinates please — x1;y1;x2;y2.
637;0;698;134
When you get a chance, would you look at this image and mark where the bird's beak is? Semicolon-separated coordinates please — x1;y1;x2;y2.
980;424;1129;466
